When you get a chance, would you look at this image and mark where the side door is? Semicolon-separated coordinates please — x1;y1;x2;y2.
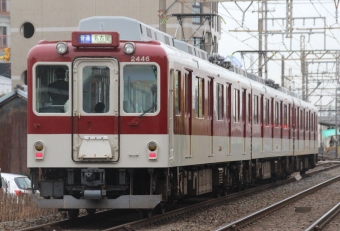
72;58;119;162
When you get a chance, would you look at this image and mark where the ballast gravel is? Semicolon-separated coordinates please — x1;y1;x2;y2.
138;163;340;231
1;162;340;231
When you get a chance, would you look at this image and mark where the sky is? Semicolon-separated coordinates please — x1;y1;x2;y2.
218;0;340;109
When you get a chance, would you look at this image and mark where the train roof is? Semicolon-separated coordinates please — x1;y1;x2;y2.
78;16;312;109
78;16;307;103
78;16;209;61
163;43;316;110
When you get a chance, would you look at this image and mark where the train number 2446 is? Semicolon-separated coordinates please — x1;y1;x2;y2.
131;56;150;62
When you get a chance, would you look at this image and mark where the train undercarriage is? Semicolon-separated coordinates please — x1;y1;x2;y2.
30;154;317;218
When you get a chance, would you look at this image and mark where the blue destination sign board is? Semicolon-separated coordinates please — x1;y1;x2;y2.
78;34;112;44
72;31;119;47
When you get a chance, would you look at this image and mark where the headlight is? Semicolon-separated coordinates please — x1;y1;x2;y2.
147;141;157;151
56;42;68;54
34;141;45;160
34;141;44;151
124;42;135;54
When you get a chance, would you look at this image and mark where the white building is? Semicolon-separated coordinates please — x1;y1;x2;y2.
0;75;10;95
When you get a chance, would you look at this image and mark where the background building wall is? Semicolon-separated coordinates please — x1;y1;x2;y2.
10;0;219;88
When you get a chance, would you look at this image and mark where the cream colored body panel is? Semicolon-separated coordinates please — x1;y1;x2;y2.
28;134;169;168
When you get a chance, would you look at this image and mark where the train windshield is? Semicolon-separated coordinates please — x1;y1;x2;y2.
123;65;158;114
34;65;70;113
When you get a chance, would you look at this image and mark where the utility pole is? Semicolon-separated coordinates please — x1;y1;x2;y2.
264;0;268;80
336;86;338;158
300;35;308;101
281;55;285;87
336;51;340;158
159;0;166;33
286;0;293;39
229;1;327;83
258;1;263;78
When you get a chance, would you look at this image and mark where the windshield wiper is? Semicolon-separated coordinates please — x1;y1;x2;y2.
139;104;155;118
139;84;157;118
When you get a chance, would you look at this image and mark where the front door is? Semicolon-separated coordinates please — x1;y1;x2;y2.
72;58;119;162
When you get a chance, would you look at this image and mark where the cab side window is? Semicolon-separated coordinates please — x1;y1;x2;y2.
35;65;69;113
123;65;158;114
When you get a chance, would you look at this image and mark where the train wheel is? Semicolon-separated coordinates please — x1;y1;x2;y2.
86;209;96;215
213;187;224;198
300;170;306;175
155;202;167;214
68;209;79;219
141;209;153;218
235;184;243;192
243;183;250;191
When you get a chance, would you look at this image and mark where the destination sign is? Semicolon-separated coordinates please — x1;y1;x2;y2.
72;31;120;47
78;34;112;44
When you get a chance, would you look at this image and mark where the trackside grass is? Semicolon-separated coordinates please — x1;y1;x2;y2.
0;190;60;222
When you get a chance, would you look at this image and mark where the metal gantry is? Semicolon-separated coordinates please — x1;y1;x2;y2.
159;1;340;126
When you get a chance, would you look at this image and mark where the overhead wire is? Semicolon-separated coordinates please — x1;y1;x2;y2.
219;2;303;75
311;0;340;91
274;2;328;84
178;0;336;93
314;0;340;46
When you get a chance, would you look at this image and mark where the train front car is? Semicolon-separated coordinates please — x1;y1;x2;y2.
27;16;319;218
27;19;169;217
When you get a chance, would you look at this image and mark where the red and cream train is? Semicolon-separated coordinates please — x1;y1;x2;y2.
27;16;318;217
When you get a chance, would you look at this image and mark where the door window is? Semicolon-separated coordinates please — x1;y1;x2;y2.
195;77;204;118
234;89;240;122
82;66;110;113
216;83;223;120
174;70;181;116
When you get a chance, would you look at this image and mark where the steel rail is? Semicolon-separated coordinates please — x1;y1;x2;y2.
215;175;340;231
102;163;340;231
305;201;340;231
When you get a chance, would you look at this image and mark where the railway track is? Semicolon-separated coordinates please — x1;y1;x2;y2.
16;162;340;231
215;175;340;231
305;202;340;231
